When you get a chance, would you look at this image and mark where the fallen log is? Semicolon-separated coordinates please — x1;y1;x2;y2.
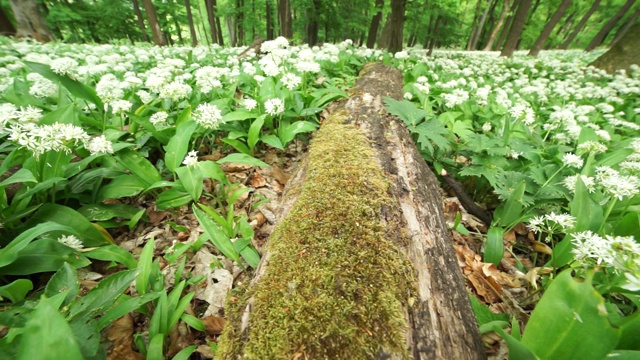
217;63;486;359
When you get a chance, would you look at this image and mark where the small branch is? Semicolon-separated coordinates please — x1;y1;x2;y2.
442;174;493;226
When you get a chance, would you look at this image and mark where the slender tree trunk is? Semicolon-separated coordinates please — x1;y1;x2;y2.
205;0;218;43
9;0;54;42
306;0;321;45
500;0;532;57
558;0;601;49
140;0;166;46
266;0;274;39
277;0;292;37
226;17;236;46
185;0;198;46
132;0;151;42
378;0;406;53
0;6;16;36
590;22;640;74
496;0;520;50
610;8;640;47
483;0;512;50
366;0;384;48
236;0;244;45
215;2;225;46
478;0;500;48
470;0;495;50
467;0;484;50
173;16;184;44
528;0;573;56
585;0;636;51
427;15;442;55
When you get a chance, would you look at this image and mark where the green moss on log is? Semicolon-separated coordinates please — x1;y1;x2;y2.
217;112;416;359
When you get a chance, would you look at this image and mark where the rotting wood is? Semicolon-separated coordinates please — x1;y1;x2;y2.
216;63;486;360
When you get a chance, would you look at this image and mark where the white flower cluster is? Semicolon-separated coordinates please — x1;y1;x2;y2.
264;98;285;116
86;135;114;155
183;150;199;167
595;166;640;200
193;103;223;129
50;57;79;77
442;89;469;108
150;111;169;126
9;122;90;158
527;212;576;242
58;235;84;250
27;73;58;98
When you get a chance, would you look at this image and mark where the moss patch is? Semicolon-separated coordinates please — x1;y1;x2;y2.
217;114;415;359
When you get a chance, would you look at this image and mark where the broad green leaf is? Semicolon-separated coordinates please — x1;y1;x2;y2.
85;245;138;269
222;110;257;122
169;292;195;330
605;351;640;359
570;176;603;232
24;61;103;108
521;270;620;359
199;161;228;184
44;263;79;306
0;279;33;304
193;206;239;262
40;104;80;126
18;293;84;360
68;269;138;319
129;209;146;230
115;148;162;187
248;114;266;151
493;180;526;228
384;97;428;126
484;226;505;265
97;292;161;330
24;204;113;246
216;153;269;167
618;311;640;350
260;134;284;150
68;316;101;359
0;168;36;188
147;334;164;360
78;203;141;221
485;322;538;360
13;177;68;201
136;239;155;296
240;244;261;268
176;165;204;202
180;314;205;332
0;222;75;268
97;174;147;201
172;345;197;360
280;121;317;145
0;239;90;276
156;188;192;210
222;138;252;155
164;119;198;172
469;295;509;326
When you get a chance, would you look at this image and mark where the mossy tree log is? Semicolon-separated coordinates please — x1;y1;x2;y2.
217;63;485;360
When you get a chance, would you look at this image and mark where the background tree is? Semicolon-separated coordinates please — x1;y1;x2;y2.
500;0;532;56
0;4;16;36
585;0;636;51
132;0;151;42
9;0;54;42
528;0;573;56
609;7;640;47
140;0;167;45
277;0;292;38
366;0;384;48
482;0;512;51
558;0;601;49
467;0;494;50
185;0;198;46
378;0;406;52
590;22;640;74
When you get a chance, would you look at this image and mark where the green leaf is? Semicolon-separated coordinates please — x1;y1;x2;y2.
260;134;284;150
521;270;620;359
222;110;257;122
493;180;526;228
44;263;79;306
484;226;505;266
97;292;161;330
176;165;204;202
165;119;198;172
222;138;252;155
383;97;429;126
570;176;603;232
216;153;269;167
78;203;141;221
156;188;192;210
0;168;36;188
68;269;138;319
199;161;228;184
171;345;197;360
193;206;239;262
136;239;155;296
85;245;138;269
280;121;317;145
97;174;147;201
469;295;509;326
24;61;103;109
147;334;164;360
18;293;84;360
0;239;91;276
180;314;205;332
0;222;74;268
618;311;640;350
0;279;33;304
24;204;113;246
485;322;538;360
115;148;162;187
248;114;266;151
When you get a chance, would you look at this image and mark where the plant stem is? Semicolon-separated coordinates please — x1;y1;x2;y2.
599;198;617;233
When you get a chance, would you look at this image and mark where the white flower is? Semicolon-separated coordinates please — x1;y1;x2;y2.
150;111;169;126
136;90;153;104
193;103;223;129
295;60;321;73
264;98;285;116
16;105;43;123
562;153;584;169
58;235;84;250
576;141;607;155
281;73;301;90
243;98;257;111
0;103;18;128
394;51;409;60
110;100;132;115
159;81;193;101
403;92;413;100
50;57;79;77
482;122;492;132
86;135;114;155
563;174;596;193
595;166;640;200
442;89;469;108
96;74;125;104
183;150;199;167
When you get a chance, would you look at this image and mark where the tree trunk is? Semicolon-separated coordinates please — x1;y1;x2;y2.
500;0;532;57
470;0;495;50
140;0;166;46
528;0;573;56
306;0;321;45
0;6;16;36
9;0;54;42
483;0;512;51
609;8;640;47
378;0;406;53
496;0;520;50
558;0;601;49
585;0;636;51
185;0;197;46
132;0;150;42
236;0;245;45
226;16;236;46
205;0;218;43
366;0;384;48
216;63;486;360
173;16;184;44
467;0;484;50
590;22;640;74
277;0;292;38
215;2;225;46
266;0;274;39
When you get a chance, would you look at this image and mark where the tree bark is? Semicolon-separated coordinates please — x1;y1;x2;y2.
467;0;485;50
0;6;16;36
277;0;292;38
215;1;225;46
185;0;198;46
236;0;245;45
609;8;640;47
500;0;532;57
9;0;54;42
216;63;486;360
226;16;236;46
378;0;407;53
558;0;601;49
585;0;636;51
266;0;274;39
470;0;495;50
306;0;321;45
483;0;512;51
140;0;166;46
528;0;573;56
132;0;150;42
366;0;384;48
205;0;218;44
496;0;520;50
590;22;640;74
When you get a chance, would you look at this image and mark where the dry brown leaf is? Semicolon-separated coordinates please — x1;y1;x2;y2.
107;314;144;360
513;222;528;235
196;344;214;359
271;166;291;185
146;207;167;226
221;163;253;173
202;316;227;336
531;241;553;255
250;172;267;188
467;272;501;303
